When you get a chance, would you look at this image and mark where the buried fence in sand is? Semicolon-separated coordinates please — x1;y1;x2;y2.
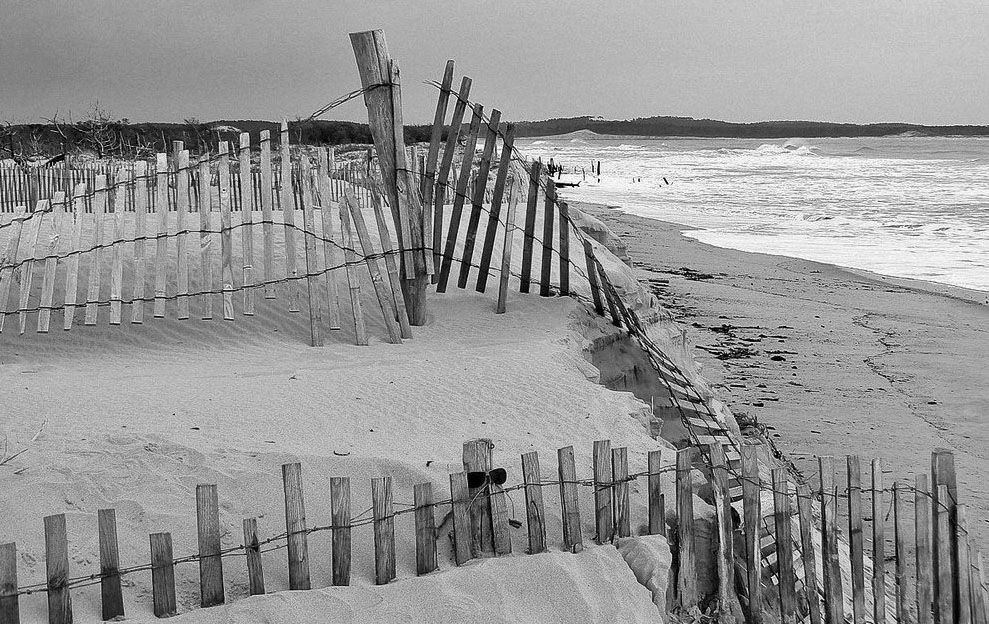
1;28;988;624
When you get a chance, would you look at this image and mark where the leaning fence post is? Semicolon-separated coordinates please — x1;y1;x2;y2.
521;451;547;554
558;200;570;297
330;476;352;586
741;443;762;623
97;509;124;620
593;439;614;545
414;482;438;575
582;238;605;317
350;30;428;324
676;447;698;609
282;462;311;590
242;518;265;595
519;160;541;293
44;514;71;624
0;542;19;624
196;484;225;607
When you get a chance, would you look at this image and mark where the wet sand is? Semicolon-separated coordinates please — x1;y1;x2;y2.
579;202;989;548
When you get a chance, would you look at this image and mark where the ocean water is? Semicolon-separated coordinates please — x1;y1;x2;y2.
516;136;989;294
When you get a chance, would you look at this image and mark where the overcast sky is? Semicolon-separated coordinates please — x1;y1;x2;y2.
1;1;986;126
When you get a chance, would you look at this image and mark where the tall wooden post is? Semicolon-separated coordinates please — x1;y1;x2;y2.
351;29;428;325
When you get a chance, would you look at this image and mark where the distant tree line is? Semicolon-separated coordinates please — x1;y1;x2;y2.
511;115;989;139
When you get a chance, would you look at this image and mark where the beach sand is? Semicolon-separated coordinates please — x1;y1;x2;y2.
581;202;989;548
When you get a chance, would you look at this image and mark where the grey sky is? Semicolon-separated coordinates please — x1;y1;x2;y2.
2;1;986;126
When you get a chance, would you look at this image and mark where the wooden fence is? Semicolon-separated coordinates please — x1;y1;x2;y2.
1;438;986;624
3;36;987;624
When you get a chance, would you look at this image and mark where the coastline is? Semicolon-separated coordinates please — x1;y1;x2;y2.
577;200;989;547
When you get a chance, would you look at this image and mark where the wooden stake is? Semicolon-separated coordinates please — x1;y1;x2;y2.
458;109;501;288
196;484;224;607
44;514;71;624
495;177;519;314
107;180;125;323
596;260;623;327
477;123;515;293
260;130;275;299
242;518;265;596
741;443;762;622
97;509;124;620
711;443;743;622
197;158;214;319
612;447;631;539
931;449;958;624
437;103;483;292
0;205;26;333
217;143;235;320
450;472;472;566
131;166;148;323
38;192;65;332
432;76;472;278
149;532;176;618
593;439;614;545
83;181;105;326
558;200;570;297
153;155;169;318
847;456;866;624
369;184;412;338
175;146;191;319
539;179;556;297
521;451;547;554
282;462;311;590
648;449;665;536
797;483;823;624
519;160;541;293
422;60;456;263
917;474;934;624
958;505;972;624
345;188;402;344
463;438;494;556
557;445;583;552
339;199;368;345
935;484;953;624
820;456;844;624
330;476;352;586
414;482;437;575
0;542;18;624
894;482;911;624
872;459;887;624
280;120;300;312
239;133;256;315
774;469;797;623
372;476;396;585
301;164;323;346
676;447;698;609
315;148;342;329
490;480;512;556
